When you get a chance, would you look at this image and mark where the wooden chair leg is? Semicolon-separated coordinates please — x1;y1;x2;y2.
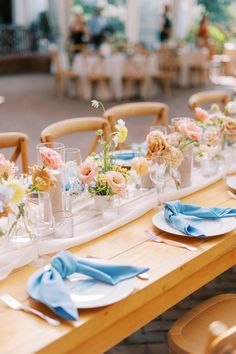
20;138;29;174
54;76;60;97
163;78;171;98
55;76;65;99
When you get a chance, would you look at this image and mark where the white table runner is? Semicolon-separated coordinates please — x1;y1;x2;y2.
0;168;227;280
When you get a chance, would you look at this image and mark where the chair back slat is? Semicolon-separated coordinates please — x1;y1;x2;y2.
0;132;29;173
104;102;168;150
189;90;230;111
40;117;110;156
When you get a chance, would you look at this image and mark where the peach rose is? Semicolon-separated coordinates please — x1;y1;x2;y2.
39;147;63;169
168;147;183;168
224;117;236;140
78;157;98;184
106;171;126;196
146;131;170;159
194;107;209;122
177;120;202;141
203;126;222;146
131;157;148;176
31;165;57;192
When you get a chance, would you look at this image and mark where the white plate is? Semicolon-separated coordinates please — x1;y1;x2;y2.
64;259;136;308
152;210;236;238
226;175;236;191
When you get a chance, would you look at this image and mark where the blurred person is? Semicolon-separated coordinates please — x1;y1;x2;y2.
87;6;107;50
69;13;90;53
197;14;209;47
197;14;215;56
160;5;172;43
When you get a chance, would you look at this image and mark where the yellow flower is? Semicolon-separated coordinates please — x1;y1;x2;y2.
131;157;148;176
118;126;128;143
6;180;26;204
98;173;107;184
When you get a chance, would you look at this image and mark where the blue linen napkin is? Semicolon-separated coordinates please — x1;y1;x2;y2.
112;151;135;160
27;251;149;321
164;200;236;237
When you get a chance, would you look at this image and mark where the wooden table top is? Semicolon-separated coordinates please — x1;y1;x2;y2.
1;179;236;354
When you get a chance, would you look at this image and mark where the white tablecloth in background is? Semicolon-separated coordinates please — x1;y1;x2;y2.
178;49;209;87
72;53;159;101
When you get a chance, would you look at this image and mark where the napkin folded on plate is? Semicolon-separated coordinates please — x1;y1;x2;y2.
27;251;149;321
164;200;236;237
112;151;135;160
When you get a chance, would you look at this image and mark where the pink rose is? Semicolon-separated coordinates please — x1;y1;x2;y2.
106;171;126;196
194;107;209;122
39;147;63;169
0;153;17;179
177;119;202;141
78;158;98;184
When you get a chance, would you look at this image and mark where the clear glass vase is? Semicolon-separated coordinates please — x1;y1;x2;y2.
93;195;120;225
178;144;193;188
8;203;36;247
201;157;219;177
0;217;8;249
37;142;65;214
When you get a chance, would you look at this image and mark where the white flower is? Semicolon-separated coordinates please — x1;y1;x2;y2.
112;134;119;147
115;119;125;129
226;101;236;115
91;100;100;109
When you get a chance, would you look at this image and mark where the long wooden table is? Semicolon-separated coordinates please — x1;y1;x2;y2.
1;179;236;354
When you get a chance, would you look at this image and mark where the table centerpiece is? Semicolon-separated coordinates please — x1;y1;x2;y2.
78;100;129;210
0;153;56;246
194;102;236;168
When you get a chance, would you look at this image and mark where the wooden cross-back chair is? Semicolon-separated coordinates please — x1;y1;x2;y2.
40;117;110;156
103;102;169;149
188;90;231;111
0;132;29;173
50;48;79;99
168;293;236;354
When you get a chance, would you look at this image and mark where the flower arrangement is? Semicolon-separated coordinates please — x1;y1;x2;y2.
170;117;202;151
193;102;236;162
144;130;183;189
146;130;183;168
0;153;18;181
78;100;129;197
0;151;58;239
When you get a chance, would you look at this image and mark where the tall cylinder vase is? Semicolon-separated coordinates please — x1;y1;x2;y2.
49;168;64;213
37;142;65;214
179;145;193;188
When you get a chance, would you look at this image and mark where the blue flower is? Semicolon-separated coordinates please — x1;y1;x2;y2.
0;185;15;203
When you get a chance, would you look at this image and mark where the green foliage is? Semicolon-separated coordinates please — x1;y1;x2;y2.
208;24;227;52
197;0;233;23
73;0;125;35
